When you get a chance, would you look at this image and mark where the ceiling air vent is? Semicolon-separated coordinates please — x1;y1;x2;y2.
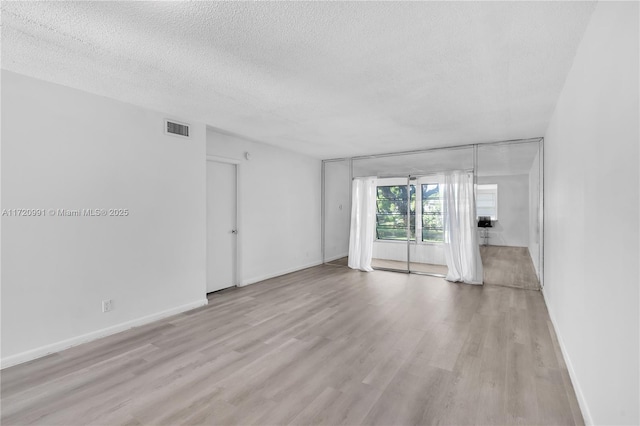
165;120;190;138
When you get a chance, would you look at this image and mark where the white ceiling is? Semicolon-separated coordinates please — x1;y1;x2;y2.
1;1;595;159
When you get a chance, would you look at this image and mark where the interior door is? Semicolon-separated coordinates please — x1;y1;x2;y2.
207;160;237;293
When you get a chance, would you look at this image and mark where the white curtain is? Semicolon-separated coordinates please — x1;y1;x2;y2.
348;177;377;272
442;171;483;284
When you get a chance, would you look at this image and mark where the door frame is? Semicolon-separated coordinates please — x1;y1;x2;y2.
206;155;242;293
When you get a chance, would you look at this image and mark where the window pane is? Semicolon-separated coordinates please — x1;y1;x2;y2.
376;213;412;228
376;185;415;240
477;199;495;208
421;183;443;242
477;207;494;217
422;229;443;242
476;184;498;220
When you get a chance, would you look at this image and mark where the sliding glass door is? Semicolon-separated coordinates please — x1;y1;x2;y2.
406;177;448;276
349;147;474;277
371;177;411;272
367;175;448;276
371;176;448;276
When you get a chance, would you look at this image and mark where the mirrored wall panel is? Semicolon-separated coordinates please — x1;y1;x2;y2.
476;140;542;289
352;146;474;178
323;159;350;266
322;138;543;286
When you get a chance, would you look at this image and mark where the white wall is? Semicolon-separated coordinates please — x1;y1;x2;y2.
206;128;322;285
477;174;529;247
1;71;208;367
323;160;350;262
543;2;639;425
528;150;541;278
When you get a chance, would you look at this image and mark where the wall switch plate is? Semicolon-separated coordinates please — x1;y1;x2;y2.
102;299;113;313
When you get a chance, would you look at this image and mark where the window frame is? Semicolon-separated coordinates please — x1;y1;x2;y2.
374;177;444;244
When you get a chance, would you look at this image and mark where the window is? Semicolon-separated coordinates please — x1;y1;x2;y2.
421;184;443;242
476;184;498;220
376;185;415;240
375;183;443;243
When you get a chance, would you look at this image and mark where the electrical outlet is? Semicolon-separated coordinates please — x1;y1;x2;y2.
102;299;113;313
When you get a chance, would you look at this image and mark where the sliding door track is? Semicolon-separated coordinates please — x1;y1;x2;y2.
372;267;446;278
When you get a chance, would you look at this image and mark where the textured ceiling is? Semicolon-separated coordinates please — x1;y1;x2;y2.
1;1;595;159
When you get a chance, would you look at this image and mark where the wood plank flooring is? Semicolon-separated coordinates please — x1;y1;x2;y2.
331;244;540;291
329;256;448;275
1;265;580;425
480;246;540;290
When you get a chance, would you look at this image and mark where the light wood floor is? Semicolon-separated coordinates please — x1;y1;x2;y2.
329;257;448;275
331;245;540;290
1;265;581;425
480;246;540;291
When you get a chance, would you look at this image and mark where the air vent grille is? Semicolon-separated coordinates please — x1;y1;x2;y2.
166;120;190;137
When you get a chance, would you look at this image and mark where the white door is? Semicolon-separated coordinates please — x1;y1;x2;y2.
207;161;237;293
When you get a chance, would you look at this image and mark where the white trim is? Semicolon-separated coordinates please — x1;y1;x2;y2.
375;238;418;243
539;138;545;289
235;164;243;287
541;287;592;425
206;158;242;291
239;260;323;287
0;299;208;370
206;154;241;165
374;238;443;246
321;161;326;263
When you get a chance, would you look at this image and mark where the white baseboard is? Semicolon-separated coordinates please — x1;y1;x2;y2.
324;253;348;263
239;259;323;287
1;298;209;369
541;288;593;425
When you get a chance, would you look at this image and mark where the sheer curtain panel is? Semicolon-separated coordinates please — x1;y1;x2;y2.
348;177;377;272
442;171;484;284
